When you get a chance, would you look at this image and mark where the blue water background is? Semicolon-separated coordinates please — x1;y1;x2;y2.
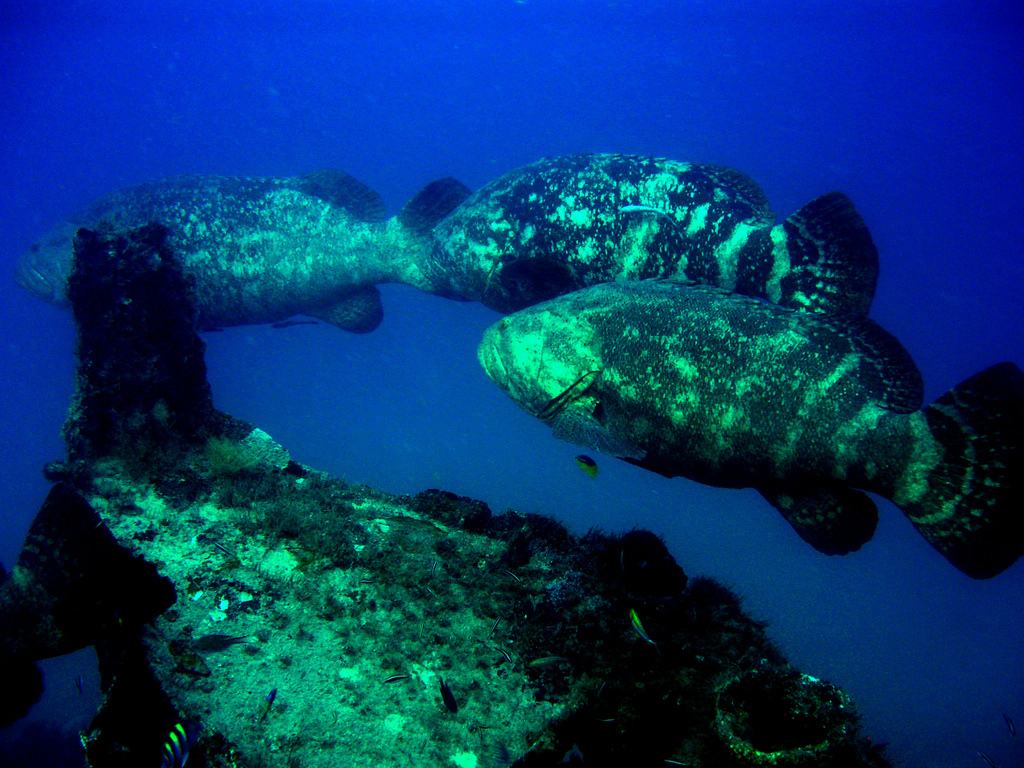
1;1;1022;766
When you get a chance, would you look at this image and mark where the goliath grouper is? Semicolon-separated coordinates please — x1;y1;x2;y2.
16;170;470;332
478;280;1024;579
428;153;879;316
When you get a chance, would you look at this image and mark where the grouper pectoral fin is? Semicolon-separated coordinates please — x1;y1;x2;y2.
550;409;647;460
758;485;878;555
306;285;384;333
538;371;646;459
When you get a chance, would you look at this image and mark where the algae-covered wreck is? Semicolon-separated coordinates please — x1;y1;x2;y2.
0;224;892;767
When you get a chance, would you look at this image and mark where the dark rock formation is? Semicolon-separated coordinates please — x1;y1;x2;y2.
63;223;213;462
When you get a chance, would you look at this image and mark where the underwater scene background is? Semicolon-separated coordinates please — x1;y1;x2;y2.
0;1;1021;766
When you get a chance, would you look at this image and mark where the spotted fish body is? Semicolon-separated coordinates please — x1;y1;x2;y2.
17;171;469;332
479;281;1024;578
430;153;879;315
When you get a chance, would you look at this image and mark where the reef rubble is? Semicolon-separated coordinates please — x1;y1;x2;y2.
0;224;893;767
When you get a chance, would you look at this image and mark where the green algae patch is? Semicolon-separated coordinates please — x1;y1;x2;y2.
58;434;892;768
77;448;570;768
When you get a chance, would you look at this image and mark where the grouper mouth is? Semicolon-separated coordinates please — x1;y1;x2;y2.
15;255;61;302
478;319;556;417
478;313;645;461
478;318;603;423
16;221;78;304
477;326;511;393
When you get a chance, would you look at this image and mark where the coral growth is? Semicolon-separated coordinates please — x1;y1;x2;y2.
64;448;891;768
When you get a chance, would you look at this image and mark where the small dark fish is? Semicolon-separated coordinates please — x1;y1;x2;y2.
159;720;203;768
74;673;83;695
255;687;277;724
574;454;598;478
527;655;570;668
211;541;237;558
384;675;410;684
270;319;318;329
561;744;585;765
977;750;997;768
489;743;513;767
193;634;251;652
211;541;241;569
439;677;458;714
1004;713;1016;736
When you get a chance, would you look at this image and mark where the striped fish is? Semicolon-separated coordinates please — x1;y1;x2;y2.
159;720;202;768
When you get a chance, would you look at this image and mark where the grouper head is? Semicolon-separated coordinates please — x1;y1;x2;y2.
16;221;77;303
478;298;646;460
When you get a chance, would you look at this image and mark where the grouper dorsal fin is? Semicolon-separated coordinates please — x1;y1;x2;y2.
293;170;387;222
795;310;924;413
397;177;472;237
696;164;775;226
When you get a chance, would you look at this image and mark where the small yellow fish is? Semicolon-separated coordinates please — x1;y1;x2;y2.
575;454;599;478
628;608;657;650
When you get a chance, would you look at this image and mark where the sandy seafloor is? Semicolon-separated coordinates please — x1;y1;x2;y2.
0;2;1022;767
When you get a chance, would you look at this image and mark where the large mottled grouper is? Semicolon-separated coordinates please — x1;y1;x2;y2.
18;155;878;328
478;280;1024;579
428;153;880;316
16;170;470;332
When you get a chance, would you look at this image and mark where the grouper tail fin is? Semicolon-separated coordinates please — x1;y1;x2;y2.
766;191;879;316
899;362;1024;578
